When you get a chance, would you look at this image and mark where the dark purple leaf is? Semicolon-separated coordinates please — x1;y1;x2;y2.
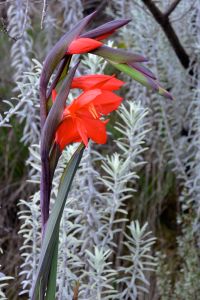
129;62;157;79
92;45;148;63
41;62;79;158
81;19;131;39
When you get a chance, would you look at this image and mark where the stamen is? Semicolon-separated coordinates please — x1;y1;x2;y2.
89;104;99;118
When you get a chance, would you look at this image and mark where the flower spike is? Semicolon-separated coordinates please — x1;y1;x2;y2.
39;11;96;127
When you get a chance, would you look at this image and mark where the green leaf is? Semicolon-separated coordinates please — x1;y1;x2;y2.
109;61;173;99
45;228;59;300
93;45;147;63
31;143;85;300
109;61;158;90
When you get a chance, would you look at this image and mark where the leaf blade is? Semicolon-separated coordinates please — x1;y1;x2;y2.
31;144;85;300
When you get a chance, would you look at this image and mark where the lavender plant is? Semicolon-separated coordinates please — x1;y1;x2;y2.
7;0;33;84
0;249;13;300
107;0;200;298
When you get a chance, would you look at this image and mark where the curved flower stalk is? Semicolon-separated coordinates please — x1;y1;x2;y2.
29;11;172;299
39;12;172;231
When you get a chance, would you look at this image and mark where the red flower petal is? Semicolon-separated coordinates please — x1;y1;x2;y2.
55;117;81;150
93;90;123;115
83;117;108;144
68;89;102;113
67;38;103;54
75;117;89;146
71;74;125;91
52;89;57;102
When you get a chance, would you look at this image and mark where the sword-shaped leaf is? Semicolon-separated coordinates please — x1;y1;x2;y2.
92;45;147;63
31;143;85;300
129;62;156;79
81;19;131;39
109;61;173;99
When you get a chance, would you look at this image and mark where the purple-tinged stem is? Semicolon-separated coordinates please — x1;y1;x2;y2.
46;55;72;102
40;63;79;237
40;147;51;237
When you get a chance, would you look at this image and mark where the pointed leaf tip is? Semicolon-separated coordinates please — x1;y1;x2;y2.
158;87;173;100
81;18;132;39
129;62;156;79
110;62;159;91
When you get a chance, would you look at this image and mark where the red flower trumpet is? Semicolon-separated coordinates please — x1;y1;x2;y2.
53;74;124;149
71;74;124;91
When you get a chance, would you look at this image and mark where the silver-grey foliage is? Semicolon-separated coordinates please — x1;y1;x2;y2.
5;0;200;298
108;0;200;297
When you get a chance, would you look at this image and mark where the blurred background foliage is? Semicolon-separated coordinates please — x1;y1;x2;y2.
0;0;200;299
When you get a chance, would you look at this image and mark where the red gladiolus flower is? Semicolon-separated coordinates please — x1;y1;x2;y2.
71;74;125;91
54;88;123;150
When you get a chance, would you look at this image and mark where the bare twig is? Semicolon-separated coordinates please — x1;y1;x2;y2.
142;0;190;69
164;0;182;18
171;0;196;23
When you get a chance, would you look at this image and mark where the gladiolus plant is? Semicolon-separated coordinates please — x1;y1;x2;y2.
31;11;172;300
